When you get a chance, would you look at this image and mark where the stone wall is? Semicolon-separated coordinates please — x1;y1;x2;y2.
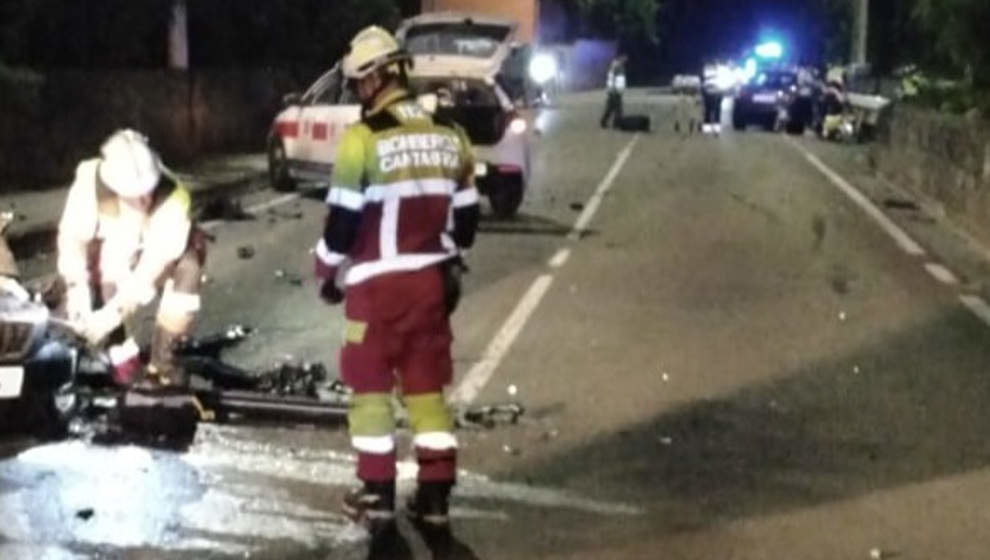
872;105;990;244
0;67;320;191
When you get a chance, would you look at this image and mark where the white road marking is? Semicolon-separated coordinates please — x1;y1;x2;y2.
450;274;555;405
924;262;959;285
787;138;926;256
548;247;572;268
568;136;641;240
453;135;640;404
960;295;990;327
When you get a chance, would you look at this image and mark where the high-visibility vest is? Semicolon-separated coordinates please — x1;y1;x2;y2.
57;159;192;308
314;88;480;287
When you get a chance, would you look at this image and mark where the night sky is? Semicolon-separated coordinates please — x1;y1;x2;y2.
542;0;833;75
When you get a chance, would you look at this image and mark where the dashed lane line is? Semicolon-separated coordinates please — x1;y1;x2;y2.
924;262;959;286
450;274;555;405
548;247;572;268
453;135;641;405
960;295;990;328
568;136;641;241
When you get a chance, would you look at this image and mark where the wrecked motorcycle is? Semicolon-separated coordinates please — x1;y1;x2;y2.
0;298;353;443
0;289;522;444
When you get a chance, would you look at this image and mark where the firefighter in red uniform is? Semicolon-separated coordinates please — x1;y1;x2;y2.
313;26;480;551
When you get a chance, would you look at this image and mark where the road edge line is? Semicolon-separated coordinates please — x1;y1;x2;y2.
786;138;926;257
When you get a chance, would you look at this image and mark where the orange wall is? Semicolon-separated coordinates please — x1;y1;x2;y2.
421;0;538;42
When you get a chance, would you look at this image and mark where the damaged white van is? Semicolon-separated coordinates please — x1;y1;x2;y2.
268;12;532;218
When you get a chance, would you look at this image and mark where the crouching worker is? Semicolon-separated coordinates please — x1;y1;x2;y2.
314;26;480;555
56;129;206;408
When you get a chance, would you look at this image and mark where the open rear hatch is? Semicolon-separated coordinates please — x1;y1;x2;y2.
398;13;517;80
411;77;512;145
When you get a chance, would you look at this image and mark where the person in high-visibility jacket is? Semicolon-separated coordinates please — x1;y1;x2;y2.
56;129;206;389
313;25;480;548
701;63;723;135
599;54;628;128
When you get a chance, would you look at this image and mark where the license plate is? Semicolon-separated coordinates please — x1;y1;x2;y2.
474;163;488;177
752;93;777;104
0;366;24;399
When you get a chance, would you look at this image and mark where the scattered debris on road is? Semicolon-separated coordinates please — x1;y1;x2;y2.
813;214;827;249
569;202;585;211
457;403;525;430
268;208;304;220
869;547;888;559
274;269;304;286
200;198;255;222
883;198;921;212
237;246;255;259
256;361;332;397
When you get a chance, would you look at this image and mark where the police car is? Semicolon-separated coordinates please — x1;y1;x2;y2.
267;12;532;218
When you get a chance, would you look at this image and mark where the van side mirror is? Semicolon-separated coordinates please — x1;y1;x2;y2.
282;92;302;107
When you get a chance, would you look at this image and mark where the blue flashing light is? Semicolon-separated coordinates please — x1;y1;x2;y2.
755;41;783;59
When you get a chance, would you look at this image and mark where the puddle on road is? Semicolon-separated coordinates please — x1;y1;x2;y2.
0;424;642;557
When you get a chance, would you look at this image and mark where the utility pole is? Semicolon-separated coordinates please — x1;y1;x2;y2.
852;0;868;65
168;0;189;69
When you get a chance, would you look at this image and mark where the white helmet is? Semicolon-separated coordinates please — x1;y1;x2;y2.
98;129;162;198
342;26;411;80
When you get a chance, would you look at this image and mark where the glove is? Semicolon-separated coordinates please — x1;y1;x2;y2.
442;257;468;316
319;279;344;305
79;306;123;346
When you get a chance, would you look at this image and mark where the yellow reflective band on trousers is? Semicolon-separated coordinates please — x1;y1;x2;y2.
348;393;395;436
403;392;454;434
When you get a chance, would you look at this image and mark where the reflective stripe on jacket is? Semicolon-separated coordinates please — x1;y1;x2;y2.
57;158;193;313
606;63;627;92
314;88;480;287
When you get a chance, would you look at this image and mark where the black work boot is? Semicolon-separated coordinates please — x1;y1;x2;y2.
366;518;412;560
407;481;454;559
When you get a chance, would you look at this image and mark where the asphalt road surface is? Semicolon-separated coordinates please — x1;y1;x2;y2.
5;92;990;559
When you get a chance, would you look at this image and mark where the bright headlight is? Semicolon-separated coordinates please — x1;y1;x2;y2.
528;53;557;85
509;117;528;135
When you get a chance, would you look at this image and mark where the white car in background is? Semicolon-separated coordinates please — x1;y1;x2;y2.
267;12;533;218
672;74;702;94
